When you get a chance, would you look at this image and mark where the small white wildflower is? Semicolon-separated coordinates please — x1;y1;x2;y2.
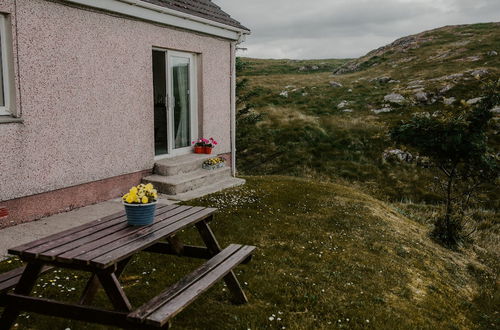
269;316;275;321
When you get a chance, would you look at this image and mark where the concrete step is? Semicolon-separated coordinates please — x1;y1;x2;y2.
143;167;232;195
163;177;246;201
154;154;213;176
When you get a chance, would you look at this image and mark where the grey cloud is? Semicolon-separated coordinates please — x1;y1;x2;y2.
213;0;500;59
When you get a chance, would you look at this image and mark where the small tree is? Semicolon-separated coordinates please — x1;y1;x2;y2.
390;80;499;247
235;57;265;173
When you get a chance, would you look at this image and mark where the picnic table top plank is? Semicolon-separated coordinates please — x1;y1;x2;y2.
89;207;216;268
56;205;191;263
36;205;179;261
8;205;216;270
23;217;129;260
7;210;126;256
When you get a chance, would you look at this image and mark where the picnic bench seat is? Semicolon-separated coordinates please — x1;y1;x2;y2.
0;266;53;304
128;244;255;327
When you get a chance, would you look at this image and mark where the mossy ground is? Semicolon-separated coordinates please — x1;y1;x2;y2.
0;177;496;329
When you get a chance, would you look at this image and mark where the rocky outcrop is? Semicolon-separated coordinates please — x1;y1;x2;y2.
443;97;456;105
415;92;428;103
490;105;500;113
467;97;483;105
370;76;392;84
384;93;405;105
299;65;320;72
383;149;413;162
372;107;392;114
337;100;349;109
439;84;454;94
468;68;489;77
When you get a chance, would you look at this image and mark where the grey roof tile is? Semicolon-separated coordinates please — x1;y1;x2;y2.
141;0;249;31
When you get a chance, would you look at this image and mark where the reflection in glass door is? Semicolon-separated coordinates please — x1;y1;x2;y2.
153;50;168;156
171;56;190;149
152;50;196;157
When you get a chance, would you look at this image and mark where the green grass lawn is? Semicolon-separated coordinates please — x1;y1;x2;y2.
0;176;496;329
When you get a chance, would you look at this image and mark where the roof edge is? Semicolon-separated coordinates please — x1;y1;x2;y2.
63;0;251;41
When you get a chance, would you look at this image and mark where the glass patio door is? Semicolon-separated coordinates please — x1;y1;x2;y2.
153;50;197;158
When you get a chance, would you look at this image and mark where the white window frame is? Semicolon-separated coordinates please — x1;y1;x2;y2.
0;14;14;116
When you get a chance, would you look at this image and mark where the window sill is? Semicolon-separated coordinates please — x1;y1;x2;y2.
0;116;23;124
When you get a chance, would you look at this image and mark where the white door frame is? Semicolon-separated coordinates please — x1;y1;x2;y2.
154;49;198;160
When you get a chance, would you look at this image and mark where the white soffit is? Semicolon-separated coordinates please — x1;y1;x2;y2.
64;0;250;40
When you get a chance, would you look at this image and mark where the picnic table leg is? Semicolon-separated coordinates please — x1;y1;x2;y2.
195;218;248;305
95;268;132;312
167;235;184;255
0;262;44;330
79;257;131;305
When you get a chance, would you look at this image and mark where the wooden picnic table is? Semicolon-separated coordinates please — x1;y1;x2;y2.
0;204;255;329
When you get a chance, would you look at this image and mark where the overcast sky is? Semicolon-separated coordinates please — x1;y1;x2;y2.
212;0;500;59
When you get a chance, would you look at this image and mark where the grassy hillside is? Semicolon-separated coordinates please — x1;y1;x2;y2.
236;22;500;206
239;58;350;76
235;24;499;323
0;177;497;329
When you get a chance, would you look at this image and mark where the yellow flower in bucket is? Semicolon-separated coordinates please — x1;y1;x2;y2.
122;183;158;204
122;183;159;226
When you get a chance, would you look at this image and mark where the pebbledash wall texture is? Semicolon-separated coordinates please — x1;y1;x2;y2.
0;0;234;226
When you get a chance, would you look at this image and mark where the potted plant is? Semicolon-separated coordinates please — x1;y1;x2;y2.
202;156;226;170
192;137;218;154
122;183;158;226
192;138;208;154
204;137;218;154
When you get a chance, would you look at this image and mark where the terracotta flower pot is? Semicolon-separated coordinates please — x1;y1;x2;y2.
204;146;212;154
194;146;204;154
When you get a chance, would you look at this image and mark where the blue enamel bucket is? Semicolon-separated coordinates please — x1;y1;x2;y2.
123;201;158;226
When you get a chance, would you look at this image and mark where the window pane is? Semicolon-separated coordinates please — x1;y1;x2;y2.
0;30;4;107
153;50;168;156
172;56;190;149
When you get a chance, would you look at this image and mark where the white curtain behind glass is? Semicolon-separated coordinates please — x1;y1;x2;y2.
0;32;4;107
173;58;190;148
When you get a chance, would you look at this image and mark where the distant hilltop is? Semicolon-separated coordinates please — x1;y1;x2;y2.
333;22;500;75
